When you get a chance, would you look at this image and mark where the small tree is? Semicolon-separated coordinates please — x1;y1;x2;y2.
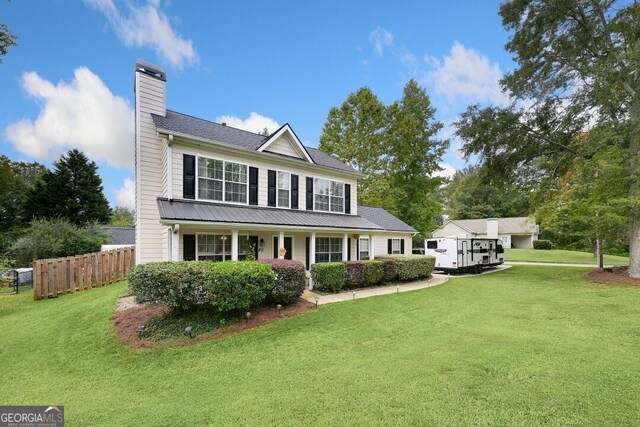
110;206;135;226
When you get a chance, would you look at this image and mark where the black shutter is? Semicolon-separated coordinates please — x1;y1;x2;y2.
306;177;313;210
291;174;299;209
347;238;351;260
356;239;360;261
387;239;392;254
273;236;278;258
183;234;196;261
183;154;195;199
305;237;310;270
249;167;259;205
268;170;276;207
401;239;405;255
345;184;351;214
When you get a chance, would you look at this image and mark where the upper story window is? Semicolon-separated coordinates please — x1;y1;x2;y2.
197;156;247;203
314;178;344;213
277;171;290;208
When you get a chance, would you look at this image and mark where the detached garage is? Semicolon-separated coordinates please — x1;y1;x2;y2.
432;217;539;249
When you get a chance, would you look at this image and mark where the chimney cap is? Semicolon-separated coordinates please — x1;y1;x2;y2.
135;59;166;82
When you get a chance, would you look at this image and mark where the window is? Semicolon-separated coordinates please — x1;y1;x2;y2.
277;171;290;208
197;234;247;261
426;240;438;249
359;238;369;260
315;237;343;263
197;156;247;203
314;178;344;213
391;238;402;255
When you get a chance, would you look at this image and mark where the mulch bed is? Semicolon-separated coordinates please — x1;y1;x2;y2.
585;266;640;286
111;299;315;349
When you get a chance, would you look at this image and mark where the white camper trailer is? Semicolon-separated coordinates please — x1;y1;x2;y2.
424;237;504;274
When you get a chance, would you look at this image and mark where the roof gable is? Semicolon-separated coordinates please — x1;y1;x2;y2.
438;217;537;234
257;124;314;163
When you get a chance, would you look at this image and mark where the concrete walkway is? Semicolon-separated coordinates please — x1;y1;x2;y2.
302;273;449;306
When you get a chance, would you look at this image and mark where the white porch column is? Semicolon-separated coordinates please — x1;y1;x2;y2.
278;231;285;257
343;233;348;261
171;225;180;261
310;232;316;266
369;234;375;259
231;230;239;261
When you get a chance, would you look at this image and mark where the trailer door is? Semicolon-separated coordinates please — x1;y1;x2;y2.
460;240;467;268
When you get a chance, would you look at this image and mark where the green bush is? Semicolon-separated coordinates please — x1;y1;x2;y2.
9;218;108;266
260;259;306;304
311;262;345;293
205;261;275;313
362;260;384;286
380;258;398;282
376;255;435;281
533;240;552;250
128;261;210;310
343;261;367;289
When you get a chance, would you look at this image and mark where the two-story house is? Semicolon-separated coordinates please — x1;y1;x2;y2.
134;60;416;276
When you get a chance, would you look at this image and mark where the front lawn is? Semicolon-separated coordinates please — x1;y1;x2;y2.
505;248;629;265
1;267;639;425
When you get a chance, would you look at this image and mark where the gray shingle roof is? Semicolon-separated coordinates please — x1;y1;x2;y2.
158;198;384;231
357;206;417;233
101;226;135;245
151;110;359;174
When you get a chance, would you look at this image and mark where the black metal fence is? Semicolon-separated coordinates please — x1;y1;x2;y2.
1;269;33;295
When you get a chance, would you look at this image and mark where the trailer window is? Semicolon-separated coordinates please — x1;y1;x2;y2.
496;243;504;254
426;240;438;249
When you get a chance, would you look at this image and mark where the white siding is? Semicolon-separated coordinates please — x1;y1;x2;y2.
171;141;359;214
135;70;168;264
432;222;471;238
264;134;302;158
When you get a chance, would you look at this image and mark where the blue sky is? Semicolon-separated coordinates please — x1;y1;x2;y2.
0;0;514;209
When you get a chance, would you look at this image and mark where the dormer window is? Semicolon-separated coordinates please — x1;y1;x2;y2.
277;171;290;208
314;178;344;213
197;156;247;204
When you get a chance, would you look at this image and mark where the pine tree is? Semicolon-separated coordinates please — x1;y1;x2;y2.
23;149;111;226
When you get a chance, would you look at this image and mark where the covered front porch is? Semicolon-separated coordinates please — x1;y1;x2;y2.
166;223;379;269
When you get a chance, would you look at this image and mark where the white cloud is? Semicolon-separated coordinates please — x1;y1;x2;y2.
433;163;457;179
424;41;508;106
215;112;280;135
114;177;136;209
4;67;134;170
369;26;394;56
85;0;198;69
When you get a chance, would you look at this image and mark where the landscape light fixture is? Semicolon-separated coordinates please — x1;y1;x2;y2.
397;284;400;293
315;296;319;308
352;291;356;300
184;326;193;338
276;304;282;315
138;324;145;338
245;311;251;321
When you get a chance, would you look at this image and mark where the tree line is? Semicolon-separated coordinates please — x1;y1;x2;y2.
1;149;133;266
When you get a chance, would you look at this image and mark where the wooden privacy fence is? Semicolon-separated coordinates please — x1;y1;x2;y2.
33;246;135;300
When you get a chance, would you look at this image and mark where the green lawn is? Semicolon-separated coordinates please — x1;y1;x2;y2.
1;267;640;425
505;248;629;265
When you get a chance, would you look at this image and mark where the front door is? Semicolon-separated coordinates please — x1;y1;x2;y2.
273;236;293;260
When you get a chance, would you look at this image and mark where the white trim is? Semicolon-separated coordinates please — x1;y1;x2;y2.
195;155;249;206
276;170;291;209
257;124;314;164
312;177;345;214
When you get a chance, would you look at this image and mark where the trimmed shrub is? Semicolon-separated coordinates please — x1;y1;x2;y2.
533;240;552;250
128;261;210;310
362;260;384;286
260;258;306;304
343;261;367;289
380;258;398;282
376;255;435;281
311;262;345;293
205;261;275;313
